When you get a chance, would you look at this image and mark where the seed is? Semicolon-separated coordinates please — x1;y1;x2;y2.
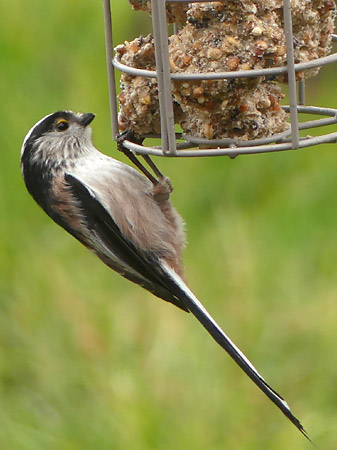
181;54;192;66
203;123;213;139
256;40;268;50
276;45;286;56
269;103;281;112
227;56;239;71
239;103;249;113
169;57;178;72
226;36;240;48
129;42;139;53
240;63;251;70
207;47;222;60
115;44;126;55
257;99;271;109
141;95;151;105
193;86;205;97
251;26;263;36
119;92;126;104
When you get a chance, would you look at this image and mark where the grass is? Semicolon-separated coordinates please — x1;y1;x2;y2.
1;1;337;448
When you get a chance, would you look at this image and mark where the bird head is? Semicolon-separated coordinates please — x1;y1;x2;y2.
21;111;96;170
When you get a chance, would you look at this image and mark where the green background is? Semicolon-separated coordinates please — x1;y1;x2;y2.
1;1;337;448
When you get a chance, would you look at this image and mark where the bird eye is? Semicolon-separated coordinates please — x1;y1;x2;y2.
56;119;69;131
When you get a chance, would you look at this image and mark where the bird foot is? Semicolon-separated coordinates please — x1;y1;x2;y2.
152;177;173;203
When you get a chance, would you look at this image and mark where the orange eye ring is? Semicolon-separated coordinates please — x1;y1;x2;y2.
56;119;69;132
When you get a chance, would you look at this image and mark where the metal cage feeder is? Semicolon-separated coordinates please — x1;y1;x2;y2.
103;0;337;158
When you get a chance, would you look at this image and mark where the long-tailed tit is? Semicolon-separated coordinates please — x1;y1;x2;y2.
21;111;309;440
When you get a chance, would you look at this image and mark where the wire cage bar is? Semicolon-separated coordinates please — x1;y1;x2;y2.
103;0;337;158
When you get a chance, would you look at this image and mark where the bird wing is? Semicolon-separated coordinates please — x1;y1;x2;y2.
64;173;188;312
65;172;309;440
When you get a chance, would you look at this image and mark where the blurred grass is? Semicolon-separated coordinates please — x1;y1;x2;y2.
1;1;337;449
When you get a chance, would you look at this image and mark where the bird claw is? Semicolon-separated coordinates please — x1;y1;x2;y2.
152;176;173;203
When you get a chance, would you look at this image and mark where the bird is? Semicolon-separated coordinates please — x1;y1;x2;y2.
21;110;309;440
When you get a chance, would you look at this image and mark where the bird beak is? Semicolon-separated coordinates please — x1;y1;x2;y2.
80;113;96;127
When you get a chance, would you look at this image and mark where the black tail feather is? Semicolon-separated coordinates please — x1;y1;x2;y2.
161;261;312;443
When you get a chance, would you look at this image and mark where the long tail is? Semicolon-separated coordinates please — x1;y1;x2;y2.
161;261;311;442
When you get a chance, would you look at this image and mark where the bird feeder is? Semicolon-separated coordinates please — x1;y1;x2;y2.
103;0;337;158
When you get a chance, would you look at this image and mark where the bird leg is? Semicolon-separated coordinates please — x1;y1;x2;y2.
117;131;162;186
117;131;173;203
141;154;165;180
